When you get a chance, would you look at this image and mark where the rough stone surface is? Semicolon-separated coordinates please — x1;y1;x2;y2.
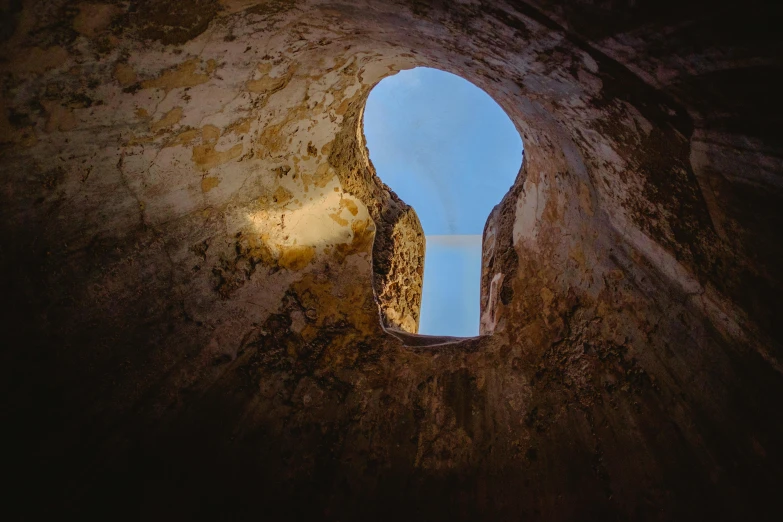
1;1;782;520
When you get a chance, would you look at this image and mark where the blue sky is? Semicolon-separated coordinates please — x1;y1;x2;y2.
363;67;523;336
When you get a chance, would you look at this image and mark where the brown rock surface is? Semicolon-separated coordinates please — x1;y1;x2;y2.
1;1;782;520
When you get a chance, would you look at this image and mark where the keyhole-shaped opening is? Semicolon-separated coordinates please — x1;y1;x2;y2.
364;67;523;336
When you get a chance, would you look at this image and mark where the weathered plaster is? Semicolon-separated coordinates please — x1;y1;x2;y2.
1;1;782;520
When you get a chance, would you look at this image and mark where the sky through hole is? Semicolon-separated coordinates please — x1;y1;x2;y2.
364;67;523;336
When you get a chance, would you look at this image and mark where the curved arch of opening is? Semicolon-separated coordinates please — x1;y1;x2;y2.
362;67;523;337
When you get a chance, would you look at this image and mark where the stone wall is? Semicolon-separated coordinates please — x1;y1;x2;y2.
1;1;781;520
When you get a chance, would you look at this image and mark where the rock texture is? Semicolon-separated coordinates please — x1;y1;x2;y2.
1;1;782;520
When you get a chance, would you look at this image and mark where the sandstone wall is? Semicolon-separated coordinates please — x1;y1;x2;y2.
1;1;781;520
